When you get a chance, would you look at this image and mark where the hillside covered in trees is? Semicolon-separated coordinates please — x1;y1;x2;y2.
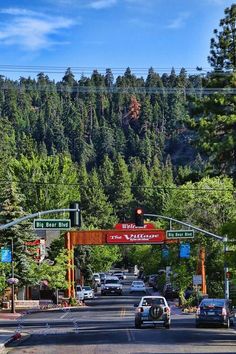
0;4;235;297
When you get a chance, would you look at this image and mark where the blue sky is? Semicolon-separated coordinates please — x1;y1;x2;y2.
0;0;234;80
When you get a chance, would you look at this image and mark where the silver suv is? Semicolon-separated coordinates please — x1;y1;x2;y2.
134;296;171;329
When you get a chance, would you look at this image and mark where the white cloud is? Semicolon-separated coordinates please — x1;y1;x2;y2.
167;12;190;29
124;0;153;4
87;0;117;10
0;8;39;16
207;0;227;4
0;8;75;50
128;17;154;29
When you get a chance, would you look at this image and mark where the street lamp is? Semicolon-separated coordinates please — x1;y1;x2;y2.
6;238;18;313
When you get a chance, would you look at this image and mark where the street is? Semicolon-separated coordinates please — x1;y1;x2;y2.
4;280;236;353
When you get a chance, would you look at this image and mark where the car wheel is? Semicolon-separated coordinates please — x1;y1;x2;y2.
135;319;142;329
164;322;170;329
196;323;201;328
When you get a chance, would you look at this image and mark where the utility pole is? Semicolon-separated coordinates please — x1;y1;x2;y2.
224;236;230;300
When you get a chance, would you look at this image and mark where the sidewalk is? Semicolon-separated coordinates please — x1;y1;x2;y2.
0;311;26;353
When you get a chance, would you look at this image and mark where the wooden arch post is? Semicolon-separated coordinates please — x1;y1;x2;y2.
197;246;207;295
65;232;75;298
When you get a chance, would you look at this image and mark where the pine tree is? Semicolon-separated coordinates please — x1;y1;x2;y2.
110;154;133;220
208;4;236;70
130;158;153;211
0;180;38;286
81;169;116;229
192;4;236;177
98;155;114;201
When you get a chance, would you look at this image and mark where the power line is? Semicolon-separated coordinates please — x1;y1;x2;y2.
0;84;235;95
0;180;234;193
0;64;231;76
0;64;211;71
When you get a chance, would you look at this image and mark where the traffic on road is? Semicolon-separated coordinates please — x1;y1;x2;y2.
3;273;236;354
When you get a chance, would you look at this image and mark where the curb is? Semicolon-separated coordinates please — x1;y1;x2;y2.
0;305;88;319
2;332;31;352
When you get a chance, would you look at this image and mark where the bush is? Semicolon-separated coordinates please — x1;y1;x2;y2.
68;297;77;306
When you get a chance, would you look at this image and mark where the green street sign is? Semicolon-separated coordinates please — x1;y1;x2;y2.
166;230;194;239
34;219;71;230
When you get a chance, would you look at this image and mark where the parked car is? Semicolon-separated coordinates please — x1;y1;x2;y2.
92;273;101;286
112;271;126;280
195;298;234;328
163;283;179;299
130;280;146;294
76;285;85;301
99;273;107;284
82;286;95;299
134;296;171;329
101;276;123;295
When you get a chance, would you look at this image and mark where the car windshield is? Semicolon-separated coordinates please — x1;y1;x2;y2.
132;282;144;286
106;279;119;284
83;286;91;290
201;299;225;307
142;298;165;306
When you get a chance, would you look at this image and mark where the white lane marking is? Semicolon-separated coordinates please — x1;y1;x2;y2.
60;311;69;319
127;329;135;342
127;329;132;342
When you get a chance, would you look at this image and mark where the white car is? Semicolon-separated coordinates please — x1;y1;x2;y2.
130;280;146;294
112;271;127;280
82;286;95;299
134;296;171;329
76;285;85;301
92;273;101;286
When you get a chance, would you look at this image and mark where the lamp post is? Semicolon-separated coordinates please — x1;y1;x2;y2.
7;239;18;313
11;238;15;313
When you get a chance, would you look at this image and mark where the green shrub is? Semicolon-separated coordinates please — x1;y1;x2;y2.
68;297;77;306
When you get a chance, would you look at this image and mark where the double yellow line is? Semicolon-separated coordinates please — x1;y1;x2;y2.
120;307;126;317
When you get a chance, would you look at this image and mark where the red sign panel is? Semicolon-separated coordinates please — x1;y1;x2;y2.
106;229;165;244
114;222;155;230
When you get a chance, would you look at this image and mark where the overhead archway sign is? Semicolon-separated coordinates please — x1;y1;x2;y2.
107;229;165;244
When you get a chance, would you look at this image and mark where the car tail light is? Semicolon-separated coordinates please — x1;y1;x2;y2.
196;307;201;315
164;307;170;314
137;307;144;312
222;307;227;316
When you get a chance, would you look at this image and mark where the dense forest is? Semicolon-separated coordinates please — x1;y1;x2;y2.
0;4;235;299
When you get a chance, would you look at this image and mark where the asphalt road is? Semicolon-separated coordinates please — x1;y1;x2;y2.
4;279;236;354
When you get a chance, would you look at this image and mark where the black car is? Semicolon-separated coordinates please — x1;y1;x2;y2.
195;298;234;328
148;274;158;288
101;277;123;295
163;284;179;299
